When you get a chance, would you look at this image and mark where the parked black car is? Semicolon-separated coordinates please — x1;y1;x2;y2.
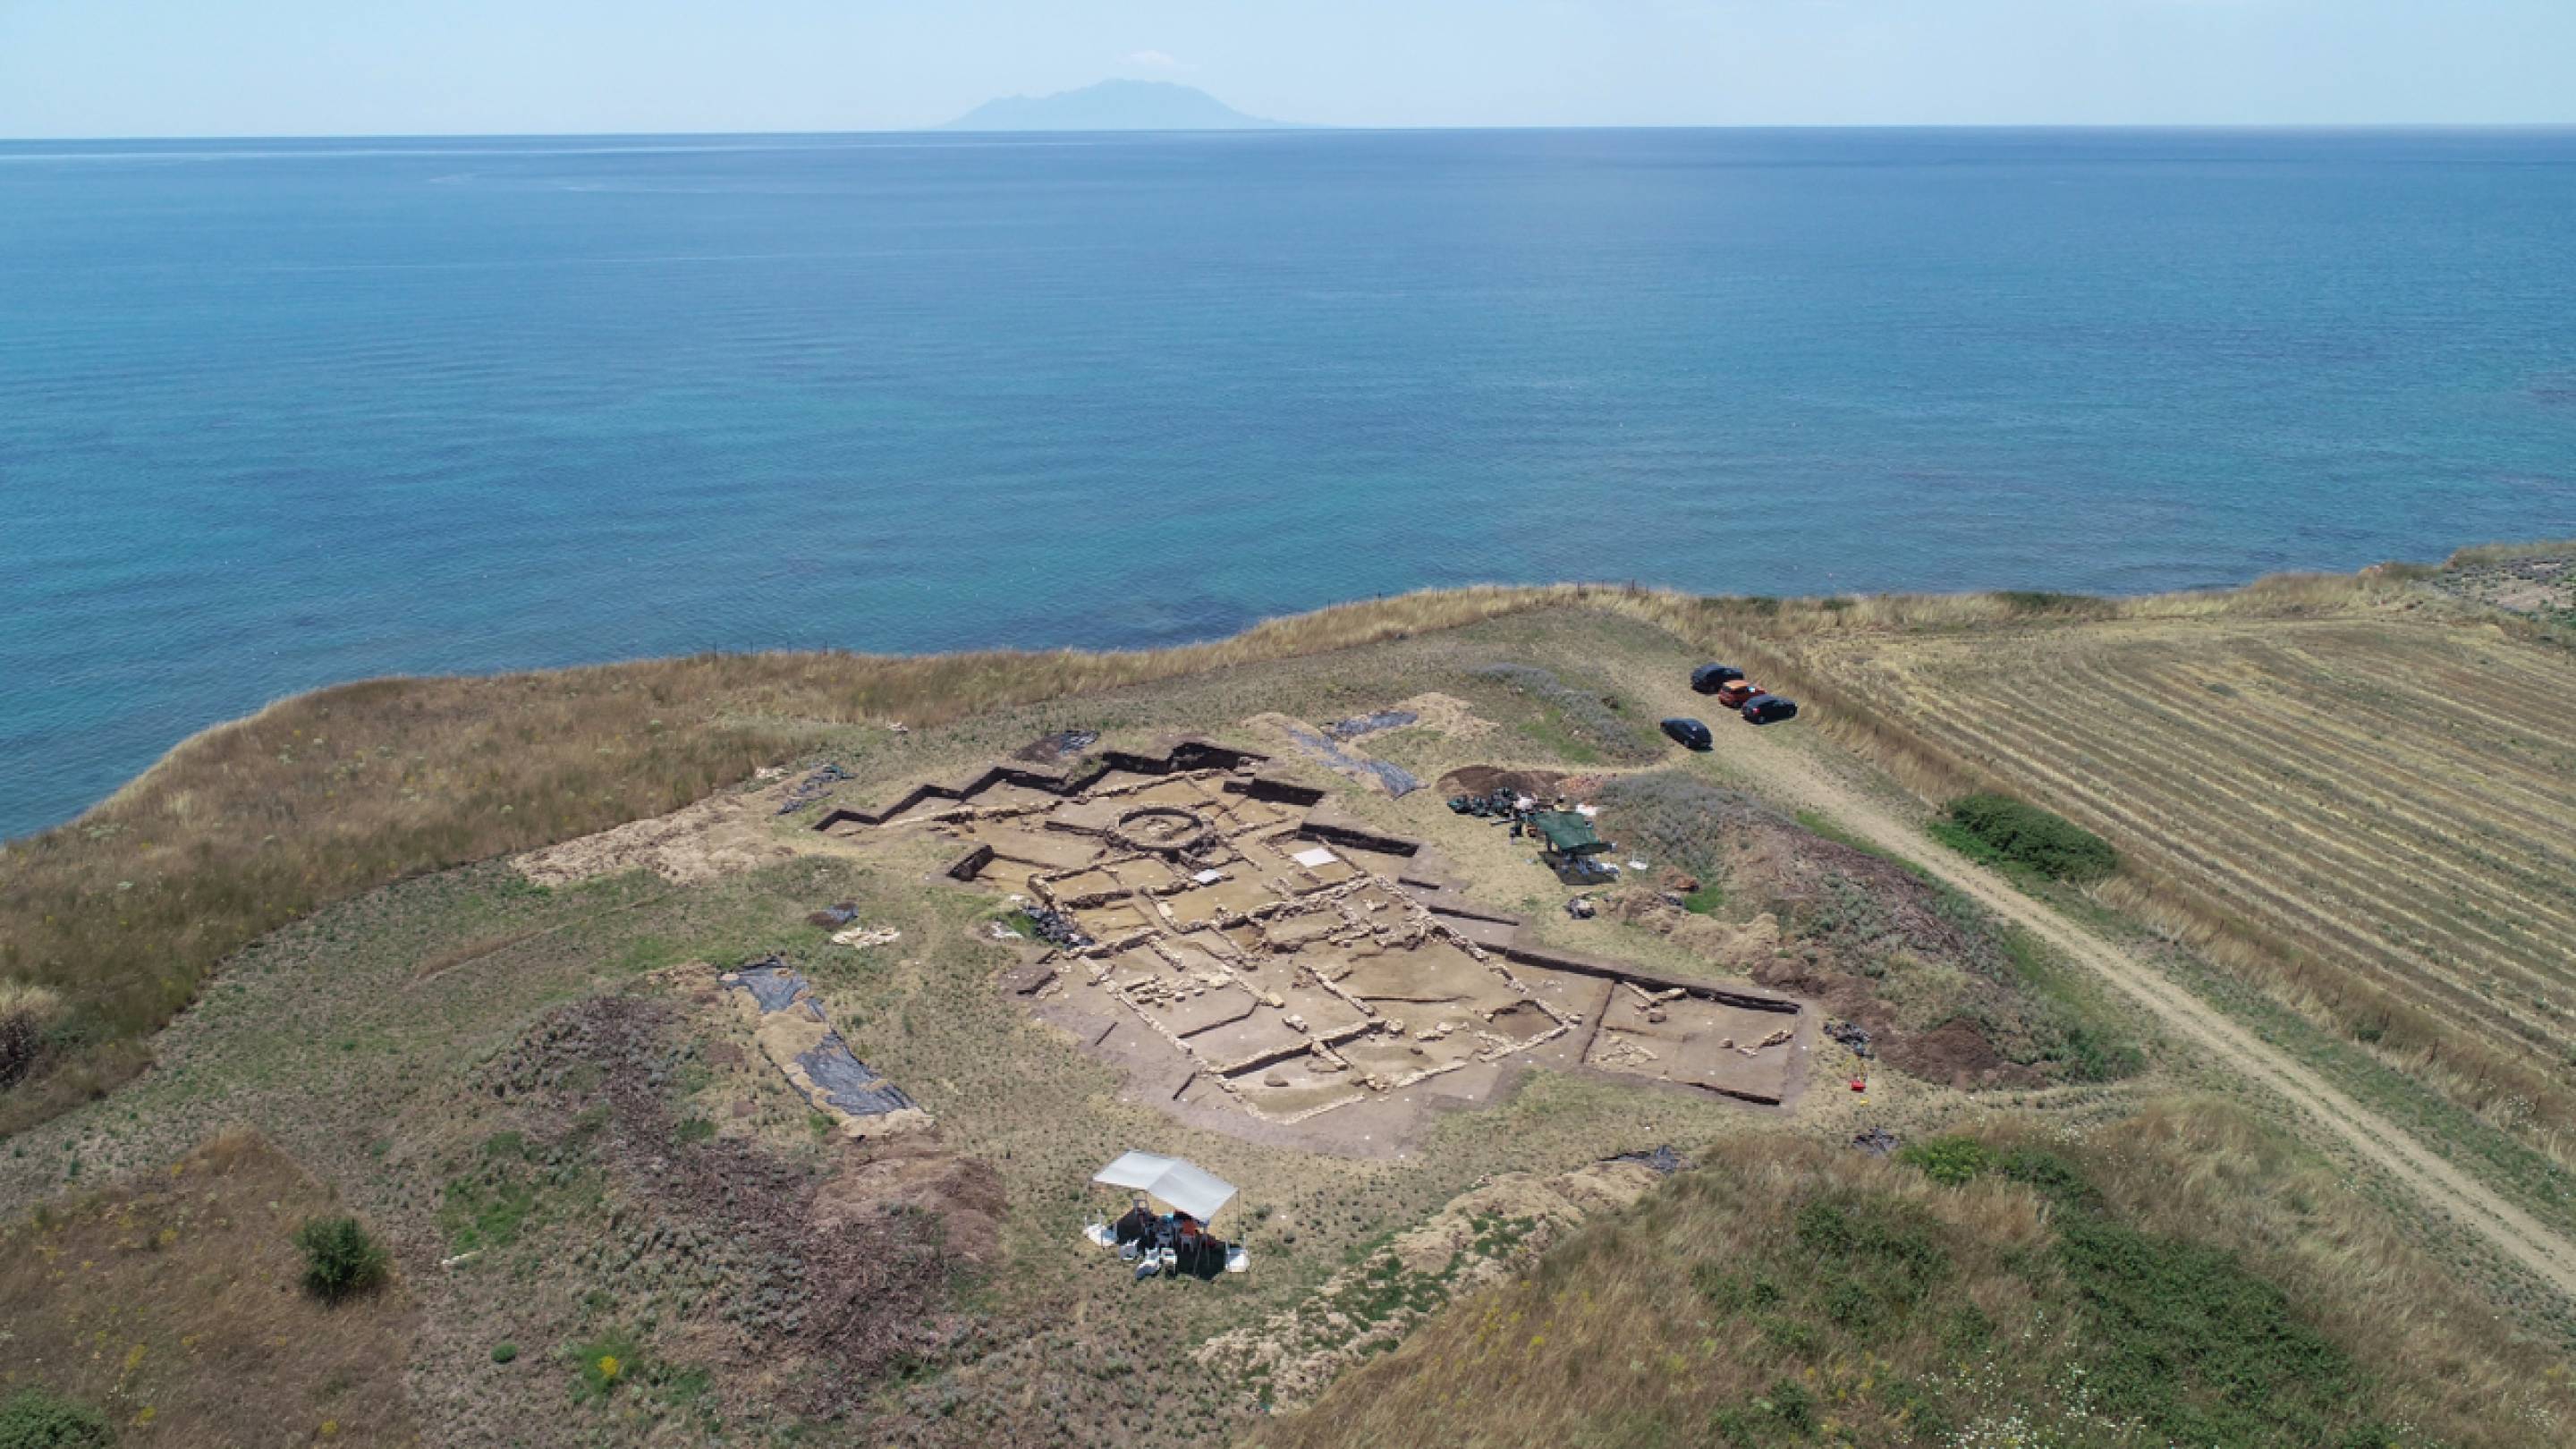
1690;664;1745;694
1660;716;1715;750
1741;695;1800;725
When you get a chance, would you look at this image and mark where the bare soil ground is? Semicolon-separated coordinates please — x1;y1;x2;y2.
513;778;808;886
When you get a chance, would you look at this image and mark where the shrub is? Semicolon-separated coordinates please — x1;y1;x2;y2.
293;1215;389;1302
492;1343;519;1364
1593;771;1767;879
1934;794;2117;882
1996;1146;2100;1210
1790;1193;1949;1339
0;980;65;1089
1991;589;2114;618
1765;1377;1816;1434
1897;1135;1992;1185
0;1385;114;1449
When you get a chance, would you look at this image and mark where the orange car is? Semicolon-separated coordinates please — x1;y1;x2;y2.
1714;680;1763;708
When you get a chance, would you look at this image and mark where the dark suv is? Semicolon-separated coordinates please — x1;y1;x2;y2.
1740;695;1799;726
1660;716;1715;750
1690;664;1744;694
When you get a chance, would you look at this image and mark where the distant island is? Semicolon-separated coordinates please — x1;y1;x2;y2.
937;79;1292;132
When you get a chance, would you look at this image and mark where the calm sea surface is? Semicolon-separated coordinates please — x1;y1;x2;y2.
4;129;2574;837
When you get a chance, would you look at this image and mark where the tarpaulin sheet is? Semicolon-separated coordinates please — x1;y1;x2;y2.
1092;1151;1238;1222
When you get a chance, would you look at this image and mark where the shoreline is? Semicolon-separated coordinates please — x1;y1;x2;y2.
13;537;2566;846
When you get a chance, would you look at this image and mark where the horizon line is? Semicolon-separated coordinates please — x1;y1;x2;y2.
8;119;2576;147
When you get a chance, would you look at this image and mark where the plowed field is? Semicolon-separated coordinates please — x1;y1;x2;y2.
1789;614;2576;1139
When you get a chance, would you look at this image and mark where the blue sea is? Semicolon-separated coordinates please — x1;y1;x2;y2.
4;128;2574;839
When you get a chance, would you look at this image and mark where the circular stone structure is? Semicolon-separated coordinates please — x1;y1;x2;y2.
1110;805;1216;856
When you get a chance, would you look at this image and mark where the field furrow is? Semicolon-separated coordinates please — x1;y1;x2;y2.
2262;631;2576;767
2046;657;2576;964
2140;639;2576;843
1976;676;2572;1028
1863;671;2561;1049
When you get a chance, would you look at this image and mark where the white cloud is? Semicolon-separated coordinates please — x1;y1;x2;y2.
1123;49;1182;69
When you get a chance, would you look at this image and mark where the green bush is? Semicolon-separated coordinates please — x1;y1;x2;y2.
1765;1377;1816;1433
491;1343;519;1364
0;1385;114;1449
293;1215;390;1303
1991;589;2114;618
1896;1136;1992;1185
1935;794;2117;882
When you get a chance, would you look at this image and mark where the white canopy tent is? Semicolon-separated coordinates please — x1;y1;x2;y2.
1091;1150;1238;1224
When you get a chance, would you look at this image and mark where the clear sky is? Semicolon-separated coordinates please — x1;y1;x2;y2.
2;0;2569;139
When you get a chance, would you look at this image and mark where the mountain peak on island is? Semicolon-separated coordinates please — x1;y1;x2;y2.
938;79;1291;132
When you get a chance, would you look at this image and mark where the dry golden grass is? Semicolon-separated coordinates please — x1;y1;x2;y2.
0;1131;418;1445
0;979;63;1014
1250;1102;2576;1449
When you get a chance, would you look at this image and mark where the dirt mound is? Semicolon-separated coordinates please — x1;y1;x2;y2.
1437;764;1563;799
1879;1017;2029;1089
815;1140;1006;1267
487;992;988;1411
1606;889;1782;961
0;1131;418;1447
1434;765;1613;801
1596;772;2081;1089
1382;691;1496;741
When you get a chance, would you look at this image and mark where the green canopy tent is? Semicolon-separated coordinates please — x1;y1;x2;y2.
1526;810;1608;859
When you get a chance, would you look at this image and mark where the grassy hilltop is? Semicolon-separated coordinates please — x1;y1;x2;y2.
2;545;2572;1446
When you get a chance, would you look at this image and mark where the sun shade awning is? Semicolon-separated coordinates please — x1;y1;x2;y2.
1092;1151;1238;1222
1528;809;1608;856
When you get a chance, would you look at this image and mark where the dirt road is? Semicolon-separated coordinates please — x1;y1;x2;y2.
1691;705;2576;1302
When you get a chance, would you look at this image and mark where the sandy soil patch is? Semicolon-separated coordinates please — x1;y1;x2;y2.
514;787;800;886
1380;691;1496;741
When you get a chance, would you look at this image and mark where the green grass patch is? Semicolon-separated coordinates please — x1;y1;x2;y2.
1902;1136;2383;1447
1470;663;1655;764
1894;1135;1991;1184
1932;793;2117;883
438;1129;563;1252
0;1385;114;1449
570;1327;646;1402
